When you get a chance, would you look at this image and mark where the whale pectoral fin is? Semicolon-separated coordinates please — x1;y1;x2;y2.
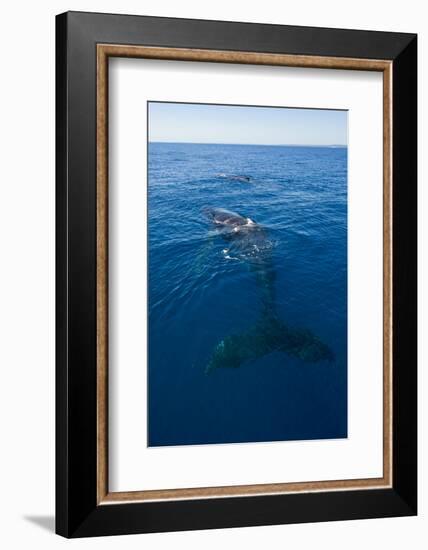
205;316;334;373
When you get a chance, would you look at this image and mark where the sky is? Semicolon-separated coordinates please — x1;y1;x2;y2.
148;102;347;146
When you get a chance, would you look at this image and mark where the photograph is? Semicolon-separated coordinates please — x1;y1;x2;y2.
147;101;348;447
0;0;421;544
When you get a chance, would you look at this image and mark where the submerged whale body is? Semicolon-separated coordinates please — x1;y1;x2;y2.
217;173;252;182
202;207;334;373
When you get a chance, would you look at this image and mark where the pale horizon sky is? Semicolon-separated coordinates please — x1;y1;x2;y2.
148;101;348;146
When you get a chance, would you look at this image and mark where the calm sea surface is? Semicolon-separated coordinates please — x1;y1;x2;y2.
148;142;347;446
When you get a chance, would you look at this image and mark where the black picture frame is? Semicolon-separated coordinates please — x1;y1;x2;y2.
56;11;417;538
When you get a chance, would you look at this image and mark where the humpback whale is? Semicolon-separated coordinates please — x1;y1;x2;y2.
217;173;252;183
202;207;334;373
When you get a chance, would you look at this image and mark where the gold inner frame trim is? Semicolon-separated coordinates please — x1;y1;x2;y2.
96;44;393;505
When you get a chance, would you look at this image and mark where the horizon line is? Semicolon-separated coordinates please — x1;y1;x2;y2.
149;141;347;148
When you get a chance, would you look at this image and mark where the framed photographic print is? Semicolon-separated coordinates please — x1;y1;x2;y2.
56;11;417;537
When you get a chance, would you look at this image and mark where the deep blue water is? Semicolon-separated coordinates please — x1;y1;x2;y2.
148;142;347;446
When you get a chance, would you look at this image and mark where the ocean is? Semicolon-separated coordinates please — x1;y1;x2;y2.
148;142;347;447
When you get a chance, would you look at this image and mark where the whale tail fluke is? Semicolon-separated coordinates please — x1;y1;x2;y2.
205;314;334;374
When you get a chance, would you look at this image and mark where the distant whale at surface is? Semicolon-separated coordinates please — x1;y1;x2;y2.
201;207;334;373
217;173;252;182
